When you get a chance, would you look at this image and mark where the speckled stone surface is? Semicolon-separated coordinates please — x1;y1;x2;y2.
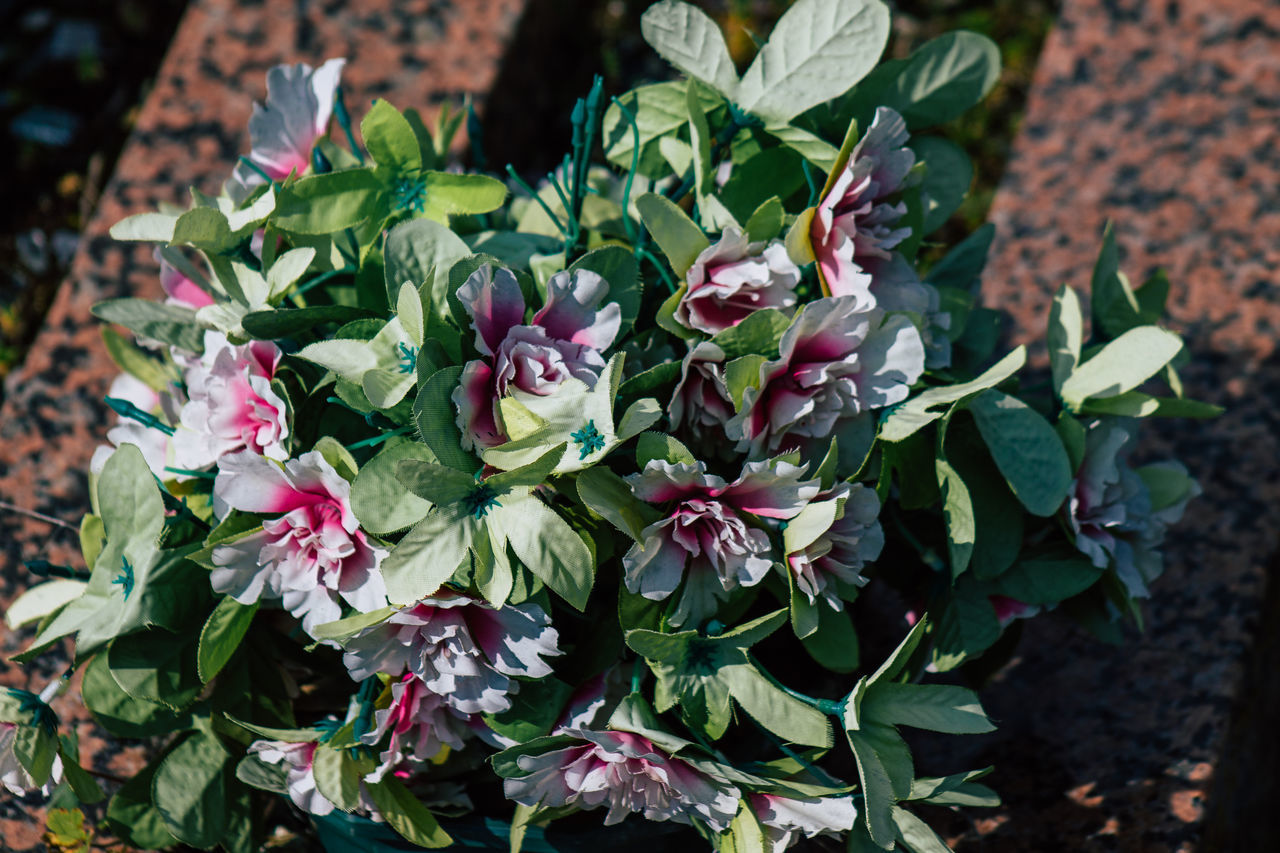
0;0;527;847
927;1;1280;851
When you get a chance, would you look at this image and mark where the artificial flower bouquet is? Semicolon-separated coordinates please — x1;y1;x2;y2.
2;0;1215;850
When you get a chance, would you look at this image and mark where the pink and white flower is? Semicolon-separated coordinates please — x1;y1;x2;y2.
1067;418;1199;599
342;592;561;715
159;253;214;310
453;264;621;450
91;372;184;479
229;58;346;201
749;793;858;851
248;740;341;816
171;331;290;470
503;729;740;830
990;595;1040;627
623;459;819;626
786;483;884;610
675;228;800;335
668;342;735;453
810;107;915;301
210;450;387;635
362;674;471;779
726;297;924;457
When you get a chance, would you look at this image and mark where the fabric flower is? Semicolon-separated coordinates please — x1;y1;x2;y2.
990;595;1040;627
810;107;915;301
786;483;884;610
623;459;819;626
249;740;340;816
159;253;214;309
726;296;924;457
864;253;952;369
750;793;858;852
1067;418;1199;599
503;729;740;830
171;331;290;470
362;674;471;780
453;264;621;450
0;722;62;797
91;372;184;479
668;342;735;454
210;450;387;635
342;592;560;715
675;228;800;334
229;59;346;201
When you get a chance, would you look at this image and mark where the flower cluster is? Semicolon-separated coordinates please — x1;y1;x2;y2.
5;5;1210;853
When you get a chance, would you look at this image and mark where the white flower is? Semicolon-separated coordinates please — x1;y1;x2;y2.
361;674;471;781
341;592;560;715
210;450;387;635
249;740;338;816
750;793;858;851
675;228;800;335
786;483;884;610
503;729;740;830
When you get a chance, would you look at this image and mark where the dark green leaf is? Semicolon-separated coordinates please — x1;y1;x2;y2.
366;776;454;848
197;597;258;683
92;299;204;353
240;305;374;339
152;730;229;848
968;390;1073;517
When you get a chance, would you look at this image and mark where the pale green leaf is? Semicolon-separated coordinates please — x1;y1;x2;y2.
1059;326;1183;409
635;192;710;277
1049;283;1083;395
879;346;1025;442
640;1;740;96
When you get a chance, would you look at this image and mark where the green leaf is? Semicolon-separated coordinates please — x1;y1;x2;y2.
312;744;374;813
418;171;508;222
603;82;722;178
172;207;234;252
361;99;423;174
862;683;993;734
799;605;860;672
640;1;740;96
743;197;785;243
496;495;595;610
415;365;480;473
93;299;204;353
636;431;696;468
1078;391;1223;419
736;0;891;124
102;326;174;392
234;752;288;795
1048;284;1084;395
82;653;190;737
968;390;1073;517
1059;326;1183;409
152;730;229;849
366;777;454;848
396;458;480;506
993;552;1104;605
107;762;181;850
309;606;397;644
761;122;840;171
635;192;710;277
1090;223;1139;338
384;217;472;318
351;439;437;534
879;346;1025;442
723;664;833;747
867;617;928;688
576;467;660;542
241;304;374;339
912;136;972;233
108;629;203;711
197;597;258;683
483;677;575;743
925;222;994;291
274;169;383;234
223;715;321;743
846;724;910;848
891;807;953;853
724;354;767;408
4;579;86;630
932;579;1000;671
875;31;1001;129
710;308;791;360
109;211;178;242
381;505;479;605
935;457;975;576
